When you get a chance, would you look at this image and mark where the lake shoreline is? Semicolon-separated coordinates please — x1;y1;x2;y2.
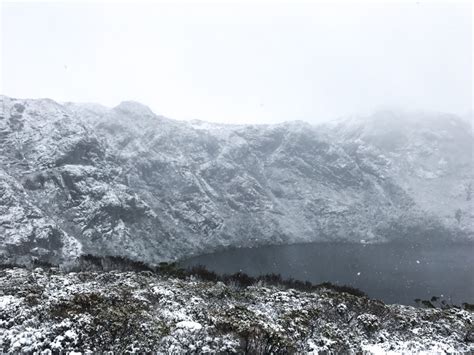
180;241;474;306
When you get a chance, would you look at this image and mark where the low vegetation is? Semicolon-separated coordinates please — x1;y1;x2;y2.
67;254;368;297
0;266;472;353
5;254;472;310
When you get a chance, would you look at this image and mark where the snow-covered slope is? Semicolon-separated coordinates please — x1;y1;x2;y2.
323;110;473;238
0;96;472;265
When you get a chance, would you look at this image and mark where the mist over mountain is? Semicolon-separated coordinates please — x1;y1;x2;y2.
1;96;472;265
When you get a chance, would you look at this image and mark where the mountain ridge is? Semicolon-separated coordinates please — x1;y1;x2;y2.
0;95;472;265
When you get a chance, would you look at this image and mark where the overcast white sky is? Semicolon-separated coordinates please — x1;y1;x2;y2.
1;1;472;124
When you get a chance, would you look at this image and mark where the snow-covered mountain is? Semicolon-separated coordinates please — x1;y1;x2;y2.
1;96;472;265
322;110;473;238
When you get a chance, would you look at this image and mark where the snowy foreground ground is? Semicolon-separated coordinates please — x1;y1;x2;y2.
0;267;472;354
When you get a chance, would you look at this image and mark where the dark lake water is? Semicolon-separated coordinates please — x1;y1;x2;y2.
180;242;474;305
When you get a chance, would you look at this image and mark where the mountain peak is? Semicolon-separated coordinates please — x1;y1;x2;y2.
113;101;155;117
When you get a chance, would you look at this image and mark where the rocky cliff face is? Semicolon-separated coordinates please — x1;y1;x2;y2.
0;96;472;265
322;110;473;239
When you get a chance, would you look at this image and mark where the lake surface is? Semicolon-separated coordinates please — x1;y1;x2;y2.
180;242;474;305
